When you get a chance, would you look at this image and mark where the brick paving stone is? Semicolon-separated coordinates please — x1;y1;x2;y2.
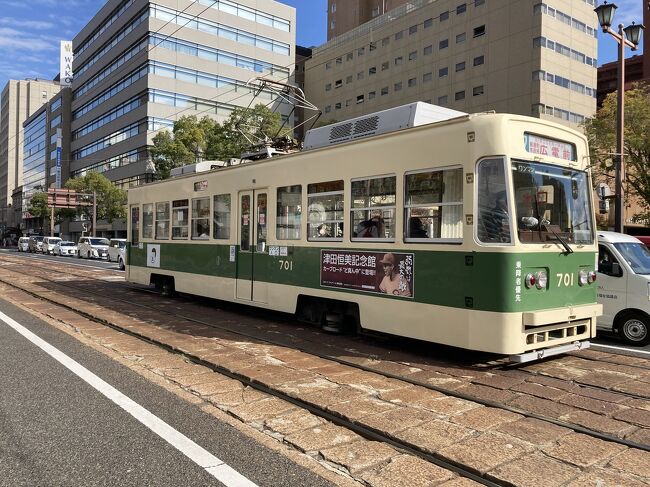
360;454;454;487
299;385;367;407
362;407;440;435
320;440;397;475
559;393;628;416
328;397;399;420
575;372;638;389
454;383;520;404
408;370;466;390
614;380;650;398
572;349;616;361
607;448;650;479
208;385;267;408
190;377;243;396
139;355;187;371
510;381;569;401
325;370;406;394
543;433;626;468
523;374;580;393
396;420;475;452
623;398;650;411
508;394;575;419
365;360;424;377
624;427;650;446
613;407;650;428
282;356;334;371
377;385;445;405
417;396;481;417
471;373;526;390
170;371;218;387
439;478;483;487
263;409;326;436
309;363;359;378
245;366;316;388
573;386;631;404
562;410;637;436
566;468;649;487
160;363;213;379
487;452;579;487
496;417;572;446
439;431;531;474
228;397;297;423
284;423;359;453
450;407;522;431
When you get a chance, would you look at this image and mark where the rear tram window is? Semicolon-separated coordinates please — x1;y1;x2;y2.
155;202;170;240
130;205;139;245
191;197;210;240
213;194;231;239
404;167;463;242
143;204;154;239
172;199;189;239
351;175;396;240
308;180;344;240
476;158;512;244
276;185;302;240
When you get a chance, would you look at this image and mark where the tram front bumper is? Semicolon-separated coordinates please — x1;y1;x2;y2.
510;340;591;363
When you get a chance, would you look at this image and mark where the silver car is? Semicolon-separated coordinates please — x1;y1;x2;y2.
77;237;110;259
18;237;29;252
53;240;78;256
107;238;127;270
42;236;62;254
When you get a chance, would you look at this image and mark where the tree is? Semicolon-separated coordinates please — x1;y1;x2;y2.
64;172;127;233
583;83;650;223
26;192;50;219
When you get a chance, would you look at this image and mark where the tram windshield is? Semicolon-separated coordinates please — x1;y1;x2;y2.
512;160;594;245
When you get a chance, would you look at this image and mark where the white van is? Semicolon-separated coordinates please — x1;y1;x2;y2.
597;231;650;345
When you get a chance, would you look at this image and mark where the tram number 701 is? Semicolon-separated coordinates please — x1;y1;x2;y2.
556;272;574;287
279;259;293;271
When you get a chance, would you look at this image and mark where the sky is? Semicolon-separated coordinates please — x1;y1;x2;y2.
0;0;643;92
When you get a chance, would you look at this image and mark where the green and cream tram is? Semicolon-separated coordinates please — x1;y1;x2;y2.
126;105;601;361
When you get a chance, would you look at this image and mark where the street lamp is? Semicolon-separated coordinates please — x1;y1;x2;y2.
594;2;644;233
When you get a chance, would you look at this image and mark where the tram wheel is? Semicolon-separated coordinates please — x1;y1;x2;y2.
617;312;650;346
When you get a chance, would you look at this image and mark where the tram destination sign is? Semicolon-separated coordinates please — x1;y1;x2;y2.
524;133;575;161
320;250;414;298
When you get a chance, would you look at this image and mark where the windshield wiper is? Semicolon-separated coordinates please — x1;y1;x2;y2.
542;224;574;254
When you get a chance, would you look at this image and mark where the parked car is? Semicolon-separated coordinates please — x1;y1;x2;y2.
27;236;44;253
107;238;127;270
53;240;78;257
597;231;650;346
42;236;62;254
635;235;650;249
17;237;30;252
77;237;110;259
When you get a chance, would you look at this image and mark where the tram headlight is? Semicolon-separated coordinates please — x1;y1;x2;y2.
535;271;548;289
525;273;536;289
579;269;589;286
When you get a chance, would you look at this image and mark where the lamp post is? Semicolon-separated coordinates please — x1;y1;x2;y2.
594;2;644;233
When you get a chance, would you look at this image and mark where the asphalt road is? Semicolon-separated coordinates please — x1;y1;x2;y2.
0;298;333;487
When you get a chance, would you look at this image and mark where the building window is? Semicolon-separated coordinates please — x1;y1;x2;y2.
325;61;331;70
438;95;448;105
473;25;486;37
424;18;433;28
369;91;376;99
346;75;353;84
439;67;448;77
372;6;380;17
382;37;390;47
475;0;485;6
336;57;342;65
409;51;417;61
370;41;377;51
439;39;449;49
358;47;365;55
381;86;389;96
473;55;485;66
277;186;301;240
346;52;353;61
456;3;467;14
440;10;449;21
455;62;466;72
423;72;433;82
409;25;418;35
356;95;364;104
325;105;331;113
408;77;417;87
381;61;389;71
330;20;336;30
357;72;364;80
473;85;484;96
331;3;336;13
395;56;403;65
424;45;433;55
323;83;330;93
335;102;342;109
369;66;377;75
395;31;403;40
335;79;342;88
456;32;466;43
346;99;352;107
455;90;465;101
394;82;403;91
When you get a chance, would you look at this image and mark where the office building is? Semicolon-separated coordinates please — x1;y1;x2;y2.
69;0;296;233
328;0;411;40
0;79;60;229
308;0;598;129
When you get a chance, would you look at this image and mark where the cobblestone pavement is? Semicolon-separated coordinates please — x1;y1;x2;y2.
0;256;649;486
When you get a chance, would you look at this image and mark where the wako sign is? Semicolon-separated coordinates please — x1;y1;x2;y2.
60;41;73;86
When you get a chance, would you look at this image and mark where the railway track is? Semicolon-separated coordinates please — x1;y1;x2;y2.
2;254;650;456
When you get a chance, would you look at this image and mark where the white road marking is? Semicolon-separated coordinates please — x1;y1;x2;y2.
592;342;650;356
0;310;258;487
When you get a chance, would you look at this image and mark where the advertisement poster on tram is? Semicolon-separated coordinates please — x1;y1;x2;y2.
320;250;414;298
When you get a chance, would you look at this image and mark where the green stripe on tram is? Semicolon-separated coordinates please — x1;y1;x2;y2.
128;244;597;313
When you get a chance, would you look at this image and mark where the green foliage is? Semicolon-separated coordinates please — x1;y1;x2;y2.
150;106;284;179
64;172;127;231
27;192;49;219
583;83;650;222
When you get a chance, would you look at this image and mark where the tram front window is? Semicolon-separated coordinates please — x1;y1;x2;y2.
512;161;594;245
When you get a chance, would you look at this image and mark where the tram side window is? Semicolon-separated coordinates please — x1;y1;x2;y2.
276;185;302;240
257;193;267;252
213;194;231;239
308;180;344;240
404;167;463;242
130;205;140;245
476;158;512;243
143;204;154;239
191;197;210;240
172;199;189;239
155;202;170;239
351;175;396;240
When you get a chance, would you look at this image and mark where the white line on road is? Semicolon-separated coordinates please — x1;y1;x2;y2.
0;310;258;487
591;342;650;356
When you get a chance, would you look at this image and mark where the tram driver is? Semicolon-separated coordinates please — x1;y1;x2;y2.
481;190;511;243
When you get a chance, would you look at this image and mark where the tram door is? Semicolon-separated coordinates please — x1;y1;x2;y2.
236;190;268;303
